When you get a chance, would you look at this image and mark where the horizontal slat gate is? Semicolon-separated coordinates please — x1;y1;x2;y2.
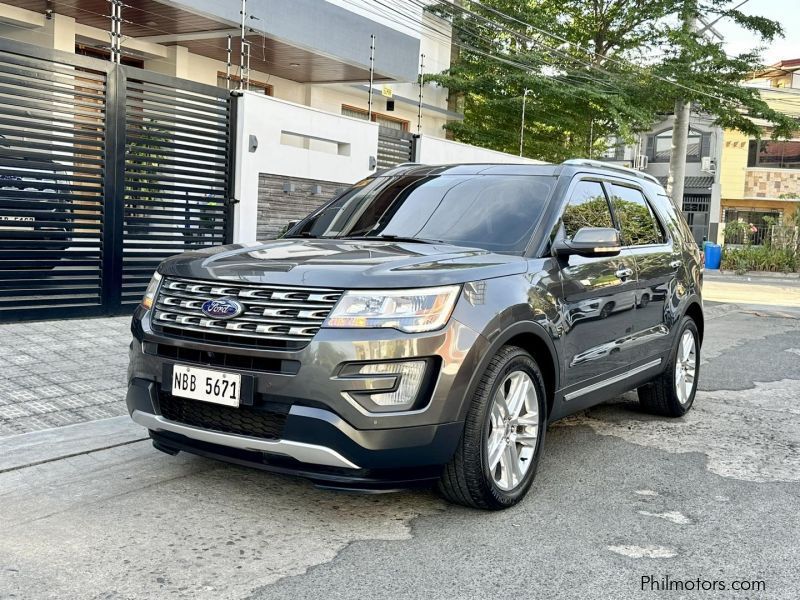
0;41;110;319
0;39;234;322
377;126;416;169
120;67;232;309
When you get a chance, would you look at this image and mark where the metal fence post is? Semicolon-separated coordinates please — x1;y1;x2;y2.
101;63;127;314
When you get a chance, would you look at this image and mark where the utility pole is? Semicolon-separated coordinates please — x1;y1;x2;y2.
519;88;529;156
445;0;464;140
666;1;697;210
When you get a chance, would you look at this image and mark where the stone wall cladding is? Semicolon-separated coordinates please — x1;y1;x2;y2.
257;174;346;240
745;169;800;199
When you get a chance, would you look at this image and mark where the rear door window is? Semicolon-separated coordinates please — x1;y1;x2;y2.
608;184;666;246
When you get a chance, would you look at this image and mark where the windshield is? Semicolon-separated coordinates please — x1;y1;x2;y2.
287;174;555;254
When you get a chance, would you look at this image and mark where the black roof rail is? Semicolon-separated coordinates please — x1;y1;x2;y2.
561;159;660;185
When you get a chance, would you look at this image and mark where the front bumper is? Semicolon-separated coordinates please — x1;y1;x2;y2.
126;306;487;487
127;377;464;488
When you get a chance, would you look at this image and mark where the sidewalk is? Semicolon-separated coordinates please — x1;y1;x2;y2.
703;270;800;308
0;316;131;437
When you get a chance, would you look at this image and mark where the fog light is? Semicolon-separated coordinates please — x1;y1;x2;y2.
361;361;426;406
342;360;428;413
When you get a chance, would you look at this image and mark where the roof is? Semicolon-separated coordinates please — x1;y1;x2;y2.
656;176;714;191
753;58;800;78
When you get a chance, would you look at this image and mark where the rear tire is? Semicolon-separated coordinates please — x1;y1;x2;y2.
638;315;700;417
437;346;546;510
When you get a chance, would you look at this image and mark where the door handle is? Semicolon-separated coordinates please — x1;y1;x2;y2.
669;260;682;270
615;267;634;280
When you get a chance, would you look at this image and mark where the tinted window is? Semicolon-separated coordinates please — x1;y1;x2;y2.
562;180;614;239
609;185;665;246
290;174;555;254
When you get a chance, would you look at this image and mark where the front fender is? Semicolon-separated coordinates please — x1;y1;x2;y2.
452;319;561;425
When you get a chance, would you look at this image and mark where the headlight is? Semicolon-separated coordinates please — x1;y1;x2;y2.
141;271;162;310
324;286;460;333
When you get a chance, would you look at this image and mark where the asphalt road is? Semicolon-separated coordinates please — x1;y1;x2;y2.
1;291;799;599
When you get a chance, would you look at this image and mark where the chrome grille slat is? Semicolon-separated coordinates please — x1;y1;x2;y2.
155;287;339;307
152;276;343;348
153;305;325;328
154;301;328;325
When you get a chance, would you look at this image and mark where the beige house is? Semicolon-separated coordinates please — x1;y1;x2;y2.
717;59;800;243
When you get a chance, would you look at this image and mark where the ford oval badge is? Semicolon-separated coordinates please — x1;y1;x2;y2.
201;298;243;319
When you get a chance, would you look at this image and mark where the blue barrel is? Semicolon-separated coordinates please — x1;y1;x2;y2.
705;243;722;270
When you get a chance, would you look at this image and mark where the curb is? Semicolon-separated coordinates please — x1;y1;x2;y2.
0;416;147;473
706;269;800;279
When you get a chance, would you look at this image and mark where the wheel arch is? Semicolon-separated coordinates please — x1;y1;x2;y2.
459;321;560;423
684;299;704;347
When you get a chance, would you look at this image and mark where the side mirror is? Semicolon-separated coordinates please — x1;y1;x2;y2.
552;227;621;258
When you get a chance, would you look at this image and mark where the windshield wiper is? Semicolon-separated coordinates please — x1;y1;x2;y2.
339;235;444;244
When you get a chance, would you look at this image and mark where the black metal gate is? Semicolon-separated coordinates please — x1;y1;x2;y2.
0;39;234;321
377;126;416;169
682;193;711;246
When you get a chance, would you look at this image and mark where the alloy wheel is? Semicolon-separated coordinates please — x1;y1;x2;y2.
674;329;697;405
486;370;540;491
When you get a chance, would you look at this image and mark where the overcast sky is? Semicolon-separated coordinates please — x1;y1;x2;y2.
716;0;800;64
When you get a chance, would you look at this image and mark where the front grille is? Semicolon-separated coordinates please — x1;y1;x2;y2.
152;276;342;350
158;394;287;440
152;343;300;375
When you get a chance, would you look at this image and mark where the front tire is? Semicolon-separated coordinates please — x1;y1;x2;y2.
638;315;700;417
438;346;546;510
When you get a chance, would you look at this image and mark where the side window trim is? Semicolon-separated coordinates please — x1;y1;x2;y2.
603;180;671;248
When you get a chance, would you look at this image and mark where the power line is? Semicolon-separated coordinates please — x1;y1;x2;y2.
364;0;623;96
401;0;626;93
453;0;741;107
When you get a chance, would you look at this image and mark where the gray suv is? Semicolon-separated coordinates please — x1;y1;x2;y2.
127;160;703;510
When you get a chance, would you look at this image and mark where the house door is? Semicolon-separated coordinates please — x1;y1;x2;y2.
682;194;710;245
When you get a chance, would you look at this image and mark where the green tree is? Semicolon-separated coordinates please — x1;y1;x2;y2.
429;0;799;161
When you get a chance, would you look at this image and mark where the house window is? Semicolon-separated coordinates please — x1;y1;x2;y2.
341;105;409;131
75;44;143;68
650;128;702;162
217;72;273;96
747;140;800;169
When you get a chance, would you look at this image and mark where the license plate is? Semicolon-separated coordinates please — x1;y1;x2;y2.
171;364;241;407
0;216;34;231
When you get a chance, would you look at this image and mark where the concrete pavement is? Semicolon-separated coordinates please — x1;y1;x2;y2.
1;298;799;599
0;317;131;437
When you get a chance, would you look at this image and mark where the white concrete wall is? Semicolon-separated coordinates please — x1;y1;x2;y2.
233;91;378;242
415;136;546;165
308;84;448;137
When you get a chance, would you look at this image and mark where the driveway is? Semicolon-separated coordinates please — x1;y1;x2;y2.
1;281;799;599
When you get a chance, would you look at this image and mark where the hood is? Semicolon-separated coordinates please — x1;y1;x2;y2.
159;238;527;288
